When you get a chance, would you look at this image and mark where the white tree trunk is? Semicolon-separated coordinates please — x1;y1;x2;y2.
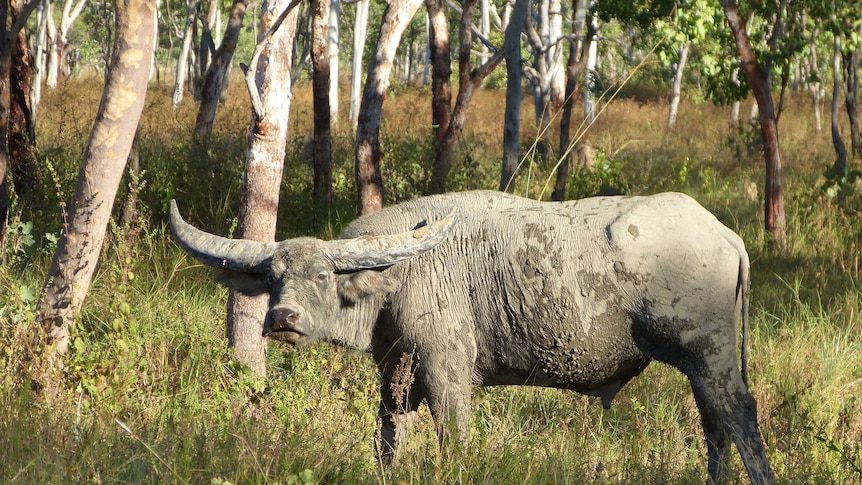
45;1;58;88
667;41;691;129
479;0;490;65
349;0;369;128
584;16;598;123
547;0;564;106
172;0;199;106
31;0;50;119
45;0;87;86
228;0;300;380
329;0;340;125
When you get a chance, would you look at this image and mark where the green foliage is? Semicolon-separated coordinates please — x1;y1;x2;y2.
564;150;629;199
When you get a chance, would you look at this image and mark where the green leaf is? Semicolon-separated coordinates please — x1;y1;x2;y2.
18;285;37;303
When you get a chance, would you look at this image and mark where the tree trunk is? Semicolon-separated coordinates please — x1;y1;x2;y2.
830;33;848;204
328;0;339;126
173;0;199;106
348;0;369;128
425;0;450;192
193;0;248;140
122;129;141;225
8;0;35;200
722;0;786;251
425;0;450;144
0;0;9;245
499;0;530;192
843;44;861;160
355;0;423;215
30;0;48;122
667;41;690;129
583;14;598;123
311;0;332;227
429;0;503;194
552;0;589;201
227;0;299;380
45;0;86;87
808;32;821;133
34;0;156;392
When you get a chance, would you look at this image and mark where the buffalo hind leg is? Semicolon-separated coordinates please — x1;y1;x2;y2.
688;364;775;485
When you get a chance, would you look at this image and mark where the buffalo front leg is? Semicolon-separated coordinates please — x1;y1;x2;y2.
416;353;474;451
376;351;424;463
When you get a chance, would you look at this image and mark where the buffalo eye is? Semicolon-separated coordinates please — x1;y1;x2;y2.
315;271;329;284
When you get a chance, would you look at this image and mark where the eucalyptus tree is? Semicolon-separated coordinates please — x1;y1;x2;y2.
0;0;44;247
354;0;424;214
311;0;333;225
427;0;504;193
228;0;300;379
172;0;200;105
499;0;530;192
194;0;250;140
34;0;156;392
552;0;594;201
522;0;565;157
348;0;369;128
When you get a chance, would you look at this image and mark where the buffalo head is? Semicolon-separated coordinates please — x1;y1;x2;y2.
169;201;455;346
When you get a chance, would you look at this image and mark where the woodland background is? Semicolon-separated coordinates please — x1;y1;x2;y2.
0;0;861;482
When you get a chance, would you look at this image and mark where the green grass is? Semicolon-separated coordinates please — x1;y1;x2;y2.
1;77;861;483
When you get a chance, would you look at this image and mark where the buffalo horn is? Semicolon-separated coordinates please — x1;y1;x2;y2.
169;200;278;273
323;212;457;271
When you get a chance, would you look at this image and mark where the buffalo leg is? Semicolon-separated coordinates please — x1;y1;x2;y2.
417;354;473;450
687;362;775;485
376;354;424;463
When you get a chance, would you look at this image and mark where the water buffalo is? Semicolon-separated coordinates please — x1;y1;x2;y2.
170;190;775;484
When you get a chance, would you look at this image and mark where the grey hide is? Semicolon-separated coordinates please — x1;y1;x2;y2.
170;190;775;484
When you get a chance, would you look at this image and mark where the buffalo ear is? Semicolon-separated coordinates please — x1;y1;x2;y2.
216;271;269;296
338;270;400;302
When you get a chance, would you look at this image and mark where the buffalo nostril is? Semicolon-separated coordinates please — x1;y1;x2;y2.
265;307;299;334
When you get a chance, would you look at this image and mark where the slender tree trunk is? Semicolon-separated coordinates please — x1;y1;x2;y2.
193;0;248;140
552;0;589;201
328;0;339;126
9;0;35;199
227;0;299;380
0;0;9;245
34;0;156;392
843;44;861;160
425;0;450;144
355;0;423;214
808;32;821;133
30;0;48;122
722;0;786;251
348;0;369;128
583;14;598;123
499;0;529;192
173;0;199;106
667;41;690;129
831;33;848;204
312;0;332;227
122;129;141;225
429;0;503;194
553;40;589;200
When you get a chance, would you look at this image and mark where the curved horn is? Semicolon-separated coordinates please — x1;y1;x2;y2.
324;212;457;271
169;200;277;273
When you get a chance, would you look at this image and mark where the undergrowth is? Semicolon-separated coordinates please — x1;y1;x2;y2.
1;77;861;483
